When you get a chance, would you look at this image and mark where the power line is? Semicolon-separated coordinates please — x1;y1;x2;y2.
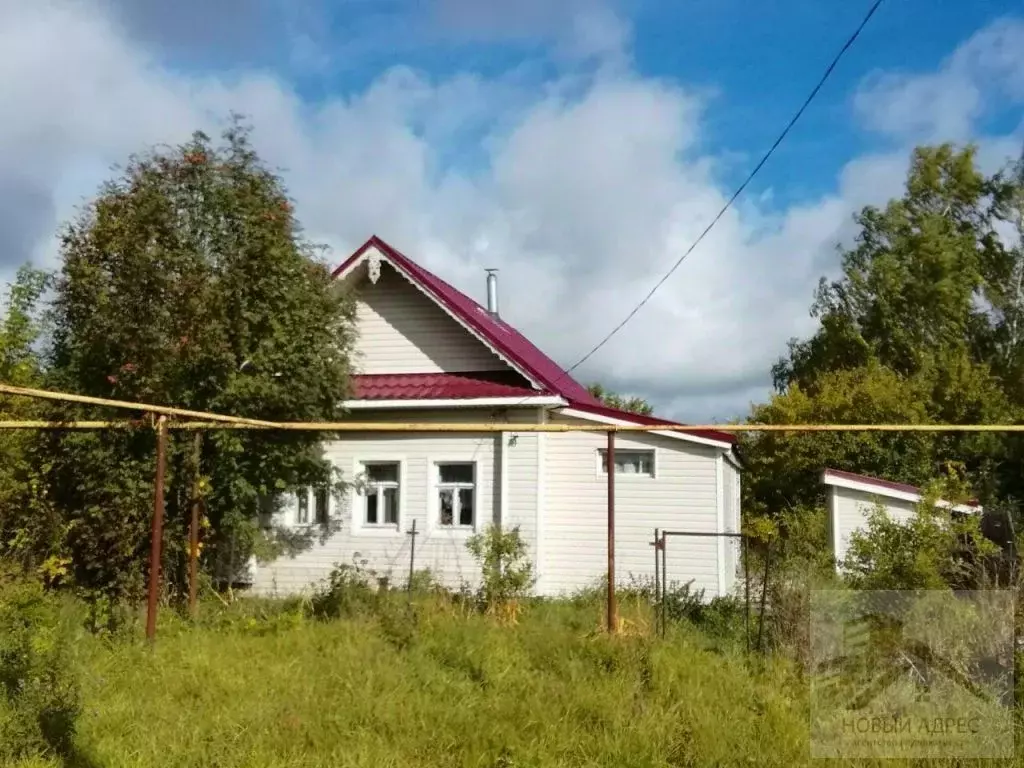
553;0;885;383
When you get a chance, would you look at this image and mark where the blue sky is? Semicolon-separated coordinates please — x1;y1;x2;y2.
2;0;1023;420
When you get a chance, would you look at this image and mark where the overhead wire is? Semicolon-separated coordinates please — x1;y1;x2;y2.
540;0;886;392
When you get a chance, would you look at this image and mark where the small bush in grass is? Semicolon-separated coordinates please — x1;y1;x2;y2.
0;566;81;761
307;563;378;620
466;525;534;623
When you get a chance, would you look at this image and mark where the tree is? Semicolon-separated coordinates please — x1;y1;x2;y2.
749;143;1020;516
0;267;65;578
33;118;356;608
586;383;654;415
741;362;938;517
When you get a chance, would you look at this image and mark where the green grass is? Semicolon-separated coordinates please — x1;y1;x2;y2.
9;592;1018;767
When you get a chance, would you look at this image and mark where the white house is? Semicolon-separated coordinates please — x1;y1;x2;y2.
822;468;982;570
251;236;743;598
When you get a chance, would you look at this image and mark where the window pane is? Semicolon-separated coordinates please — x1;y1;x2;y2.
296;490;309;523
458;488;474;527
439;489;454;525
366;491;378;524
314;486;330;524
383;487;399;525
601;450;653;475
367;463;399;483
439;463;473;484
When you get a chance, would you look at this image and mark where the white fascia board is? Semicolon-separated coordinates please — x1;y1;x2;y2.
821;470;982;515
337;247;544;391
821;471;922;504
343;396;567;409
558;408;735;451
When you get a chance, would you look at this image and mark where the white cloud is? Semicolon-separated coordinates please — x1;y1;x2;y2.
0;1;1021;422
854;17;1024;142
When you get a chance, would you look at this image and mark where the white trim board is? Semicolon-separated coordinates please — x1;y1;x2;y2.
715;454;726;597
820;470;981;514
557;408;735;451
343;396;566;409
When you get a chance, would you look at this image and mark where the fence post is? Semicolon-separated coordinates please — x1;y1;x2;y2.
606;430;617;634
188;431;202;619
407;519;419;595
146;414;169;643
660;531;667;638
757;539;772;653
652;527;660;616
743;535;750;654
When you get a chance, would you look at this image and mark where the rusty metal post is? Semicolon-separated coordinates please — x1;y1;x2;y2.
146;414;169;642
407;519;418;595
660;531;667;637
652;527;660;610
757;539;772;653
188;431;202;619
606;430;617;633
743;535;751;654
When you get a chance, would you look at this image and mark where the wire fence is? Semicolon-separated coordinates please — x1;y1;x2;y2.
1;381;1022;644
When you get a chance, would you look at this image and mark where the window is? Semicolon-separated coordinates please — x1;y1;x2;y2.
314;486;330;525
295;486;330;525
364;463;400;526
599;449;655;477
296;490;310;524
437;463;475;528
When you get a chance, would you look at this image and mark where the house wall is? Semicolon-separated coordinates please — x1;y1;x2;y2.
540;414;725;598
828;485;916;569
250;408;541;595
352;266;509;374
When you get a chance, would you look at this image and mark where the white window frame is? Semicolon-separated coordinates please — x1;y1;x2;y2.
596;447;656;478
292;485;331;527
351;457;406;537
430;459;480;533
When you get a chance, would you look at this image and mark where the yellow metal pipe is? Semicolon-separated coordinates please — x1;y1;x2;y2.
0;383;280;428
0;420;1021;433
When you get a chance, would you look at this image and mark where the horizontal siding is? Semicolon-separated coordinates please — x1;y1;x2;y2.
352;265;508;374
252;408;544;596
832;486;915;567
541;415;724;598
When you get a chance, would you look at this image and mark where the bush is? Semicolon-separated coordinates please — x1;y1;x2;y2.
466;525;534;622
842;477;1000;591
0;566;81;761
307;563;379;621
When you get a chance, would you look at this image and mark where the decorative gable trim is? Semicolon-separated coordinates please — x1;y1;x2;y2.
336;244;545;392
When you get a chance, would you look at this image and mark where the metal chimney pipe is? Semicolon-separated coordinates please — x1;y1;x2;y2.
486;269;499;317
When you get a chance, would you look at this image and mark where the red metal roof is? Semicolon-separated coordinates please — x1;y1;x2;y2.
822;468;922;495
334;236;738;446
822;468;982;508
352;372;546;400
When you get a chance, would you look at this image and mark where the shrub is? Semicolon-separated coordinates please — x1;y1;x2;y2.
842;475;1000;591
466;525;534;622
307;563;378;621
0;566;81;761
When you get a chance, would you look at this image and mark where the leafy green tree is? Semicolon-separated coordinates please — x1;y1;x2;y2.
773;145;1008;390
586;383;654;415
748;144;1020;517
0;267;67;580
34;118;355;607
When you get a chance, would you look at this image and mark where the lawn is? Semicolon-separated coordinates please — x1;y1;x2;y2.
8;590;1016;768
